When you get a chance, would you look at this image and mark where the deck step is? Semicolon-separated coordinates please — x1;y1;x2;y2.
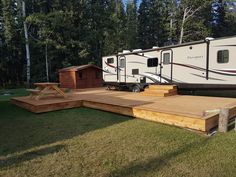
142;85;178;97
148;85;177;90
141;91;177;97
144;89;177;94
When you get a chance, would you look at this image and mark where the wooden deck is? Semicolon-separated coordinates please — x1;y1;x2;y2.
11;88;236;132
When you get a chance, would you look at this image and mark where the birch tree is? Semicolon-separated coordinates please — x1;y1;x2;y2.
22;0;31;86
179;0;212;44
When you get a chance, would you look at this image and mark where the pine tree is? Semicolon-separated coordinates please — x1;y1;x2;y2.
85;0;110;65
103;0;126;55
0;0;7;86
137;0;151;49
137;0;170;48
212;0;236;37
125;0;138;49
2;0;234;87
165;0;179;44
1;0;23;85
150;0;170;46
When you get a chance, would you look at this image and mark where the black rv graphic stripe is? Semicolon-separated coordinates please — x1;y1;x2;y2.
145;72;172;83
172;62;236;76
105;61;122;71
214;45;236;47
172;63;205;71
138;74;160;83
146;72;184;83
103;70;116;74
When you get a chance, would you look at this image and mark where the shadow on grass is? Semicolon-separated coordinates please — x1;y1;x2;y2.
228;120;235;131
0;145;65;169
108;138;210;177
0;101;130;157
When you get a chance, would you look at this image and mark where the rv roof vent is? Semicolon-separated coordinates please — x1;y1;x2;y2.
205;37;214;41
133;49;143;55
133;49;142;52
152;46;159;49
123;50;131;54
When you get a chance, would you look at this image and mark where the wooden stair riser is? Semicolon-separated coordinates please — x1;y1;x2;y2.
141;92;177;97
141;93;165;97
142;90;177;96
144;89;177;94
148;85;177;90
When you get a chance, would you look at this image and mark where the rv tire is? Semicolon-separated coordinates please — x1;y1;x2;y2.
132;85;141;93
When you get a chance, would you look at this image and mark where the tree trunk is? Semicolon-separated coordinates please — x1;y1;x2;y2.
22;1;31;87
179;8;187;44
45;43;49;82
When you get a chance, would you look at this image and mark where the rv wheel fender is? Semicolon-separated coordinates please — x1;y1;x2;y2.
143;84;149;90
132;85;141;93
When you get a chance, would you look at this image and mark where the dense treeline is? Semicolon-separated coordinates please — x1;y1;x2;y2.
0;0;236;87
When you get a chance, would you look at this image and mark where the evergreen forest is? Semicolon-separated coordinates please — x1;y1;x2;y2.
0;0;236;87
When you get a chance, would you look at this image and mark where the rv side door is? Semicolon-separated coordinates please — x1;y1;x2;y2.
161;50;172;83
118;56;126;83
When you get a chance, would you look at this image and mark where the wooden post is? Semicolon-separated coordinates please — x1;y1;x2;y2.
219;108;229;133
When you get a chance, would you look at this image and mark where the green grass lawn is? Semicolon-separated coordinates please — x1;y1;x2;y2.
0;89;236;177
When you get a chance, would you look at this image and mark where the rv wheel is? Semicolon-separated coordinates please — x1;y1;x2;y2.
132;85;141;93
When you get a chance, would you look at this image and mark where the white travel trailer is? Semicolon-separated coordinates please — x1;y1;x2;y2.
102;36;236;92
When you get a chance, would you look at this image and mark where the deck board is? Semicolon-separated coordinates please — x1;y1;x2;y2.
11;88;236;132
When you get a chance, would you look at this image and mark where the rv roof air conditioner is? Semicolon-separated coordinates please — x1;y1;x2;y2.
132;49;143;55
152;46;159;49
132;49;142;52
123;50;131;54
205;37;214;41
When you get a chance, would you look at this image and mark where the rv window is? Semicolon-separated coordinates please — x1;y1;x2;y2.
217;50;229;63
163;53;170;65
120;59;125;68
107;58;114;64
147;58;158;67
132;69;139;75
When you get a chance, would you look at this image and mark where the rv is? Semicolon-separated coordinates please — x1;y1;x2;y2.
102;36;236;92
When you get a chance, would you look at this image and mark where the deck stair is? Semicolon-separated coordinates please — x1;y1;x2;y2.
142;85;178;97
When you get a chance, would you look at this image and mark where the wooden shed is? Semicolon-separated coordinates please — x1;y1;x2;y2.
59;64;103;89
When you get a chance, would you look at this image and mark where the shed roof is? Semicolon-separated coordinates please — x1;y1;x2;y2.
59;64;102;72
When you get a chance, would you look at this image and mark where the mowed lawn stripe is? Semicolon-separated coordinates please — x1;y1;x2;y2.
0;89;236;177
